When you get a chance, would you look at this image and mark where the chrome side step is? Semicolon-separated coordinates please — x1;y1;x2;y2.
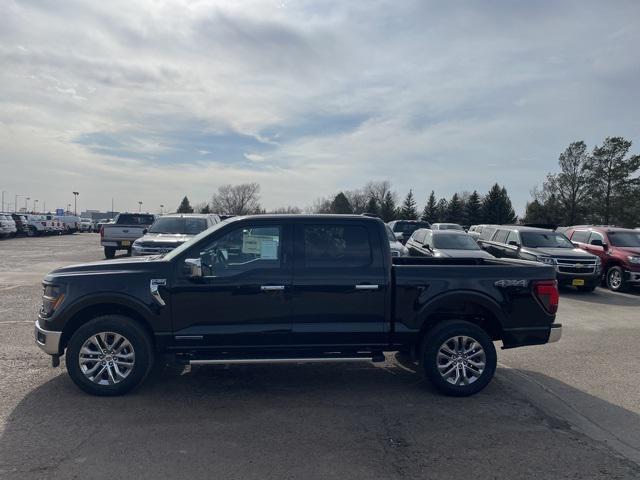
189;356;381;366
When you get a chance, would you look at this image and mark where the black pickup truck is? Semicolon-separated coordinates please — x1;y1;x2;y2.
35;215;562;397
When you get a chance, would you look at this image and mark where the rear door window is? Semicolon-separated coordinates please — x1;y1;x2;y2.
493;229;509;244
303;225;372;268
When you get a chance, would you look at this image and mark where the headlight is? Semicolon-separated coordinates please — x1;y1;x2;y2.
628;256;640;264
41;284;65;317
133;242;143;250
595;257;602;272
537;256;556;266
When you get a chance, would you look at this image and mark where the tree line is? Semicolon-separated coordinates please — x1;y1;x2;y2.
176;180;517;227
174;135;638;228
523;137;640;227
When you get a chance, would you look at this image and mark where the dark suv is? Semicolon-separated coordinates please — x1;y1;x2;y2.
564;226;640;292
478;226;601;291
387;220;431;244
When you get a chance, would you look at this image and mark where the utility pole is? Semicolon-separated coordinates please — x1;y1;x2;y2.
25;196;30;213
67;203;71;214
160;204;164;215
138;201;143;212
111;198;114;216
34;200;38;213
1;190;5;212
72;191;79;215
43;201;46;213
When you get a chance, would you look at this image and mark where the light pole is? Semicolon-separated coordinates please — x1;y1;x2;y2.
160;204;164;215
138;201;143;212
34;200;38;213
1;190;5;212
72;191;79;216
25;196;30;213
67;203;71;214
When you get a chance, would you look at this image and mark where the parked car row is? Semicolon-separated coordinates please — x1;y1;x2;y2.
0;213;88;237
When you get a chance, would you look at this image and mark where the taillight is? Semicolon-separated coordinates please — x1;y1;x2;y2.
533;280;559;314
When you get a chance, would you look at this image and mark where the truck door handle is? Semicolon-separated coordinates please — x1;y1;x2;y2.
355;284;379;290
260;285;285;291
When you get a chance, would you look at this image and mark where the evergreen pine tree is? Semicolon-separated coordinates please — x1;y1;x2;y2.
464;190;482;225
330;192;353;214
365;196;379;217
481;184;517;224
400;189;418;219
446;193;464;224
177;196;194;213
421;191;437;222
379;191;397;222
435;198;448;222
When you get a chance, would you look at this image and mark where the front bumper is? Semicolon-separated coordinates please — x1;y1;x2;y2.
556;272;601;287
625;269;640;284
35;321;62;355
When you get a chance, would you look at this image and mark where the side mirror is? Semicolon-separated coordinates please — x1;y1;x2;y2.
572;241;579;247
142;228;148;234
422;242;432;251
603;243;609;252
394;232;403;241
508;240;520;247
184;258;203;279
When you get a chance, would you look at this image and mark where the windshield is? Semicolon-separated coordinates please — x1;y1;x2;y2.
385;225;397;242
116;214;155;225
149;217;207;235
437;224;464;231
521;232;573;248
393;221;430;233
164;219;231;260
433;234;480;250
608;231;640;247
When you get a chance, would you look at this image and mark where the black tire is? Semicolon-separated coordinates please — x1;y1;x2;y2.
104;247;116;259
606;266;628;292
65;315;154;396
421;320;496;397
27;226;36;237
577;285;597;293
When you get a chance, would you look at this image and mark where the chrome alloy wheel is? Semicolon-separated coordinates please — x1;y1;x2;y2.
79;332;135;385
436;336;486;386
609;269;622;289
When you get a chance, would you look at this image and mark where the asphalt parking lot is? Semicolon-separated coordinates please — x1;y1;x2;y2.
1;235;639;479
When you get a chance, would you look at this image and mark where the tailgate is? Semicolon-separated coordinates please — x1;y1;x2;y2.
102;225;146;241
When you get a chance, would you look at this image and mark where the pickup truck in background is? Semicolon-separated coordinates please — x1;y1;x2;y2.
100;213;156;259
36;215;561;397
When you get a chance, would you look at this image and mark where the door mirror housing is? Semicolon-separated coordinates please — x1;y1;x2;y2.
508;240;520;247
603;243;609;252
394;232;403;241
590;239;603;247
142;228;148;235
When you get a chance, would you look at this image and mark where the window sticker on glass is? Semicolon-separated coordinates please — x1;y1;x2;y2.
260;240;278;259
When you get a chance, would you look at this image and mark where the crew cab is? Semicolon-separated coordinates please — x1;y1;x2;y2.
101;213;156;259
565;226;640;292
35;215;561;397
478;225;601;291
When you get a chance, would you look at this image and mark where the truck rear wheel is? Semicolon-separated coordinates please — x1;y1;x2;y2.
104;247;116;259
421;320;496;397
65;315;154;396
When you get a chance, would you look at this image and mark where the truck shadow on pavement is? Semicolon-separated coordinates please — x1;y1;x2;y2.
2;361;640;479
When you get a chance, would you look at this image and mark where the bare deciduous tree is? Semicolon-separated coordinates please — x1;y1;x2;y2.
211;183;262;215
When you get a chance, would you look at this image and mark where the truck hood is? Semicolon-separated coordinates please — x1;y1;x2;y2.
523;247;596;258
135;233;193;245
45;256;168;279
435;249;494;259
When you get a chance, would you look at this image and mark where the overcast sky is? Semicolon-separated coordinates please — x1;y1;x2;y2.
1;0;639;215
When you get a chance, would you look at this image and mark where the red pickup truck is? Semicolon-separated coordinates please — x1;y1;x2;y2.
564;226;640;292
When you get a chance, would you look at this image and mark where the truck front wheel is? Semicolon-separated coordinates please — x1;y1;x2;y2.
65;315;154;396
421;320;496;397
104;247;116;259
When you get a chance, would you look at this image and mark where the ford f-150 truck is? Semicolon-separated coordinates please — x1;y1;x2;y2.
36;215;562;397
100;213;156;259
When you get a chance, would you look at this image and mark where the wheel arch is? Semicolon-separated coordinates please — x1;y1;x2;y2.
60;296;156;352
416;291;506;343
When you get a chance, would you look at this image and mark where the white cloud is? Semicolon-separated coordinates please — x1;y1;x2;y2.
1;0;639;214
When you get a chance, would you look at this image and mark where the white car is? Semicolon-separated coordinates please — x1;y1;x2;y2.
79;218;93;232
431;223;465;231
0;214;17;238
